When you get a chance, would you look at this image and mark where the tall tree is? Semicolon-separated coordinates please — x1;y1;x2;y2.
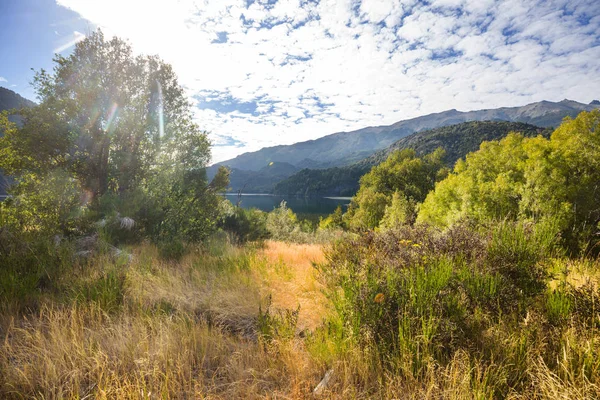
417;110;600;251
344;148;448;230
0;30;225;240
1;30;208;199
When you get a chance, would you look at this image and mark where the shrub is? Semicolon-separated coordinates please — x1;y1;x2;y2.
266;201;302;242
486;220;558;297
219;201;269;244
319;205;345;230
157;237;187;261
318;222;586;390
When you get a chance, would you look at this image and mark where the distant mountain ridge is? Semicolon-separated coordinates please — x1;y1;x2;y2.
213;162;300;194
216;99;600;174
0;87;36;111
273;121;549;197
0;87;36;196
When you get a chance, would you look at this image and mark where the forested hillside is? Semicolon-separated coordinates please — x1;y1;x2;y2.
216;99;599;175
0;87;35;110
207;161;299;193
274;121;547;196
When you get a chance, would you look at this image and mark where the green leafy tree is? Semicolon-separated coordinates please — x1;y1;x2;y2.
266;201;301;241
0;30;225;241
319;205;345;230
379;191;414;230
345;148;447;230
418;110;600;251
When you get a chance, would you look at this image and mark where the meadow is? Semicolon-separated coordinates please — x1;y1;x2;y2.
2;226;600;399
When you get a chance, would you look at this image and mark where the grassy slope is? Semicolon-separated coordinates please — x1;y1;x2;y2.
0;239;330;398
1;237;600;399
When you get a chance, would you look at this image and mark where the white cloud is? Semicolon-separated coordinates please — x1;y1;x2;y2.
55;0;600;163
0;77;7;83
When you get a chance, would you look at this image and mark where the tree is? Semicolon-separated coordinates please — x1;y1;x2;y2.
418;110;600;251
319;205;345;230
345;148;448;230
379;191;413;230
0;30;224;241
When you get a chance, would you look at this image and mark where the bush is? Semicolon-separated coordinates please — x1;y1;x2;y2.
318;222;591;390
266;201;302;242
1;170;88;236
219;201;269;244
486;220;558;297
318;205;345;230
157;237;187;261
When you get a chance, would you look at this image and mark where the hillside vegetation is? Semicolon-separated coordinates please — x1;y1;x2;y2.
216;99;598;174
1;29;600;399
275;121;547;196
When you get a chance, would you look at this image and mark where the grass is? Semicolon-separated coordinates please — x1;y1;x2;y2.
1;231;600;398
0;237;330;399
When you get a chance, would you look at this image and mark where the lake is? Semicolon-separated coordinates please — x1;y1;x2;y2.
222;194;351;216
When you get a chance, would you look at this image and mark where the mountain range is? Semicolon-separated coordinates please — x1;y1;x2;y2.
213;99;600;194
273;121;550;196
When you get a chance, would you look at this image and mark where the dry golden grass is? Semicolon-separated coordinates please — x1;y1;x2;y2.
548;257;600;291
0;304;323;399
0;239;332;399
255;240;329;331
2;238;599;399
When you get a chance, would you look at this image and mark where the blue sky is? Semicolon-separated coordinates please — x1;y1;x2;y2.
0;0;93;100
1;0;599;163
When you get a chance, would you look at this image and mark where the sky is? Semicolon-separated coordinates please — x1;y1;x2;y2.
1;0;599;163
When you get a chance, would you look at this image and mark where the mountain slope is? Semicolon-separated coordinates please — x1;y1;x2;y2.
0;87;36;196
216;99;600;172
273;121;549;197
208;161;300;193
0;87;36;111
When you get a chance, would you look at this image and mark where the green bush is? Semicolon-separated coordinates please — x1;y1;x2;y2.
418;110;600;254
318;222;590;390
486;220;557;297
157;237;187;261
266;201;303;242
219;201;269;244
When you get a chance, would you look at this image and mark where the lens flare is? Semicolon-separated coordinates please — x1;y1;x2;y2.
105;102;118;134
156;80;164;138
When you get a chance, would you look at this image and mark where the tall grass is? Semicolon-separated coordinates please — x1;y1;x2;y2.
315;222;600;398
2;226;600;398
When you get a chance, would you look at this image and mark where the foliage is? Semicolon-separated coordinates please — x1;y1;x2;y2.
0;30;226;243
265;201;302;242
318;205;345;230
379;191;415;230
274;121;547;197
1;169;87;235
418;110;600;252
345;148;447;230
219;200;269;244
318;222;600;395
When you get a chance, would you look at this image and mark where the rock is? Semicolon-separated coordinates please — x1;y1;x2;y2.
313;369;334;396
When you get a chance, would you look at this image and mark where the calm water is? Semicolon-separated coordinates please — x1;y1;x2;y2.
223;194;351;216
